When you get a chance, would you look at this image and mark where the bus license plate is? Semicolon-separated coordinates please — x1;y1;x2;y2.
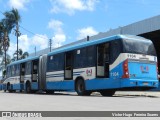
143;82;148;85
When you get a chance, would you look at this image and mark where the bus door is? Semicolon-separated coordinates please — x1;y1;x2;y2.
32;60;39;82
97;43;109;78
64;52;73;80
38;54;47;90
20;63;25;83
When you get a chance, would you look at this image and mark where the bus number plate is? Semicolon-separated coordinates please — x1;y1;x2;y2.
127;54;136;59
143;82;148;85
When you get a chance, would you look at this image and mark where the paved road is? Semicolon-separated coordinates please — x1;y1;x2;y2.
0;91;160;120
0;91;160;111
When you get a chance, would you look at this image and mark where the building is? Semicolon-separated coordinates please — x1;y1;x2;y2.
29;15;160;67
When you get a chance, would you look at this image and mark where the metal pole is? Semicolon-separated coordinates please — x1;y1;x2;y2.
17;32;18;60
16;24;19;60
35;46;36;56
49;39;52;52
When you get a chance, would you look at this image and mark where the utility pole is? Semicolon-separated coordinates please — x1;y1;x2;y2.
35;46;36;56
49;39;52;52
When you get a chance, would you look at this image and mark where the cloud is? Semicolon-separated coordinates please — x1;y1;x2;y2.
8;0;30;10
8;19;66;57
50;0;99;15
8;34;49;57
52;34;66;48
48;19;66;48
77;26;98;40
8;42;17;57
32;34;48;49
48;19;63;34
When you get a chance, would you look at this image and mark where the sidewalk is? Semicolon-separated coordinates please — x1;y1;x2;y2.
115;91;160;97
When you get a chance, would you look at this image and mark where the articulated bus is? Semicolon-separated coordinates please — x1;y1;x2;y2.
2;35;159;96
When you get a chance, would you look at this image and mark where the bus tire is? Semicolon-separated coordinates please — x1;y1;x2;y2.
75;79;91;96
100;90;115;96
26;82;32;93
7;83;12;93
46;90;54;94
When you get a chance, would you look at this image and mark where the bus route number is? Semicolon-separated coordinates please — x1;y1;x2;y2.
127;54;136;59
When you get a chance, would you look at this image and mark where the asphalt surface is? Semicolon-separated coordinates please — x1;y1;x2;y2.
0;91;160;120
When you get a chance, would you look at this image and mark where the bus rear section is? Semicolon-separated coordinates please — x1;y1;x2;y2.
120;54;158;90
119;37;158;90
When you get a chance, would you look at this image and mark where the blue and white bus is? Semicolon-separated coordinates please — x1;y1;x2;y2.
2;35;159;96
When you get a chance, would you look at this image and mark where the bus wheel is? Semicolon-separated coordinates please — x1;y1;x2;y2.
46;90;54;94
76;79;91;96
100;90;115;97
7;83;12;93
26;83;31;93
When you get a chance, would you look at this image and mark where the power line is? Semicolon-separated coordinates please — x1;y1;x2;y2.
19;25;49;40
0;10;50;41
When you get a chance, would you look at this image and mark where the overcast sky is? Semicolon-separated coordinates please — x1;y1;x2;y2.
0;0;160;56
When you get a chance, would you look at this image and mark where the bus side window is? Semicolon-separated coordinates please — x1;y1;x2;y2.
15;64;20;76
12;65;15;76
74;48;87;68
25;62;31;75
87;46;96;67
110;40;122;64
47;53;64;72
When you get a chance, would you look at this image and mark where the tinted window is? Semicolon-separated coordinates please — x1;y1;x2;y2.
15;64;20;76
87;46;96;67
47;53;64;72
110;39;123;64
74;46;96;68
123;39;156;56
25;62;31;75
11;65;15;76
74;47;87;68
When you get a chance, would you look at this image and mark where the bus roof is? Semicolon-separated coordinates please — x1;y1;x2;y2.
48;34;151;56
7;34;150;67
7;56;39;67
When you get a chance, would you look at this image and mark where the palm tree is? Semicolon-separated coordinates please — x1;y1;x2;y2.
0;21;10;68
1;54;11;65
0;53;11;78
12;49;29;62
4;8;21;60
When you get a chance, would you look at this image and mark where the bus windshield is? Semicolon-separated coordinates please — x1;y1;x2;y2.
122;39;156;56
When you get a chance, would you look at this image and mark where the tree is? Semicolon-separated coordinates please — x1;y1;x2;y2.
0;20;10;68
12;49;29;62
0;53;11;78
0;54;11;65
3;8;21;60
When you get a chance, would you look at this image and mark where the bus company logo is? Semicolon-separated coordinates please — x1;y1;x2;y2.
140;66;149;73
86;69;92;76
2;112;11;117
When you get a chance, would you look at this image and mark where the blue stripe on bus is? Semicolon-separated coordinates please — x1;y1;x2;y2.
46;81;74;90
31;82;38;90
46;75;64;78
73;71;85;73
46;71;85;78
